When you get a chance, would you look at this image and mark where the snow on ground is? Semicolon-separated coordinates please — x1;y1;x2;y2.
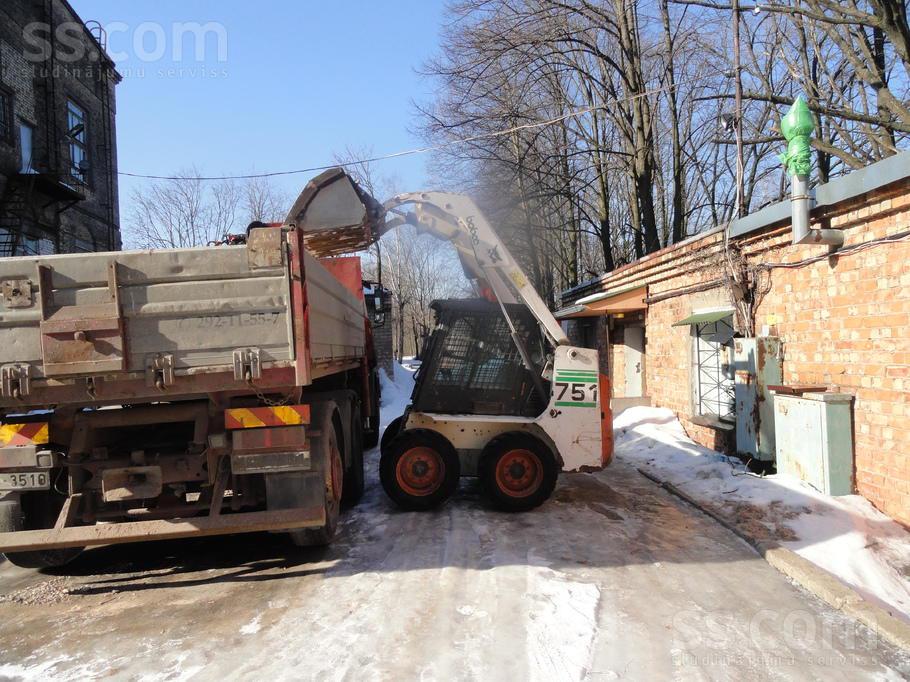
378;361;416;429
2;365;910;679
615;405;910;622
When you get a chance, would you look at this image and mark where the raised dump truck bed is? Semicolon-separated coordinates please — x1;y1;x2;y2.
0;169;383;567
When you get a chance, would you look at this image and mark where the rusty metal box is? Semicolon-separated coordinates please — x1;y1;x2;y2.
734;337;783;462
774;392;854;495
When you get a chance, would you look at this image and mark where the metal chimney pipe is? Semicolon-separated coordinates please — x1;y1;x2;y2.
790;174;844;247
781;98;844;249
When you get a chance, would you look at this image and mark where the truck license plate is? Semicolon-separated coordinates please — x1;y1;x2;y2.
0;472;50;491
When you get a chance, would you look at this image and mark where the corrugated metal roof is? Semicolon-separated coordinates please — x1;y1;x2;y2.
672;310;733;326
575;283;644;305
554;304;587;319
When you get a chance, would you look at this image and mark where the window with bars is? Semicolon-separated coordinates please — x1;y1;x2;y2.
0;229;13;257
692;315;735;420
0;224;56;257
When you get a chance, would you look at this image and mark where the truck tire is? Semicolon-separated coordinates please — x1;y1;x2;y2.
0;494;84;569
379;429;459;511
380;415;404;453
288;404;344;546
363;370;381;450
342;400;365;508
479;433;558;512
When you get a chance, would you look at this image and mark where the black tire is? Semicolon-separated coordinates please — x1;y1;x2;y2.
379;429;459;511
380;415;404;453
363;421;380;450
0;494;83;569
479;433;558;512
342;400;365;508
289;402;344;547
362;371;381;450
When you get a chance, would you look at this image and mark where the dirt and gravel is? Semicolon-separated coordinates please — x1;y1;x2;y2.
0;449;908;681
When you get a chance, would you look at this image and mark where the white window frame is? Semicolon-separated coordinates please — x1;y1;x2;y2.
19;120;34;173
67;99;88;182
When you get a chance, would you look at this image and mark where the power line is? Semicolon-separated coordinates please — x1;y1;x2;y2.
117;83;678;182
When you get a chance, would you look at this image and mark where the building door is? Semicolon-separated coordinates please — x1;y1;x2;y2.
624;325;644;397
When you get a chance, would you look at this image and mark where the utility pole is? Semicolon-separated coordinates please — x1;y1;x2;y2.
731;0;745;218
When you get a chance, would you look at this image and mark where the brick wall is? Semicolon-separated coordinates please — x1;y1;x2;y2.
570;177;910;525
0;0;120;254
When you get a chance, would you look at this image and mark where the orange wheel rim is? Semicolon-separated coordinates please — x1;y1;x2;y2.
495;449;543;498
396;446;445;497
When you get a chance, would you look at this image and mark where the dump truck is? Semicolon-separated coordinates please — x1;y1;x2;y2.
0;169;383;568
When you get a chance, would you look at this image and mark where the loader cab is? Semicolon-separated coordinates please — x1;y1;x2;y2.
410;299;549;418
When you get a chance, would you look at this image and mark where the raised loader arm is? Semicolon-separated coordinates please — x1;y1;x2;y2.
381;192;569;347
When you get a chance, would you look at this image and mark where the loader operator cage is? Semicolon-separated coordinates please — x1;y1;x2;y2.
411;299;550;417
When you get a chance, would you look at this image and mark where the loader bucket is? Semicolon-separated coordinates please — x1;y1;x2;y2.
285;167;384;256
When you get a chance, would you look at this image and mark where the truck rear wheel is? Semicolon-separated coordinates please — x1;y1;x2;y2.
479;433;557;512
0;493;84;569
289;404;344;546
362;369;381;449
379;429;459;511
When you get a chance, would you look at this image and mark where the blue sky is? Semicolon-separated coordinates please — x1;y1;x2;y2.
70;0;446;217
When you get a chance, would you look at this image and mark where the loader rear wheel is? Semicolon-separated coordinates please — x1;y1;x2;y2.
479;433;557;512
287;404;344;547
0;492;84;569
380;430;459;511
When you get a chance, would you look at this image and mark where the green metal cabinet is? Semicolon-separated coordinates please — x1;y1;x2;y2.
773;392;854;495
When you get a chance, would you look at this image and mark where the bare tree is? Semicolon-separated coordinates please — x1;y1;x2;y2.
125;170;290;249
415;0;908;294
243;176;290;223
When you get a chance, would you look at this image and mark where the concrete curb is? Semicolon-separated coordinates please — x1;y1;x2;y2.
637;467;910;652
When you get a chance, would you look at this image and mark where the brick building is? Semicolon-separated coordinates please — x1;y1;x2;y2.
559;151;910;526
0;0;120;256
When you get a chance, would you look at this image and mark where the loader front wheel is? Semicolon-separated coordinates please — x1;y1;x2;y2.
380;430;459;511
380;415;404;453
479;433;557;512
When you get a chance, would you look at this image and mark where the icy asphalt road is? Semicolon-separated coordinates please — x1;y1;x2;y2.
0;452;908;681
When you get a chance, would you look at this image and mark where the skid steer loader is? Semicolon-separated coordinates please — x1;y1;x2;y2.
377;192;613;511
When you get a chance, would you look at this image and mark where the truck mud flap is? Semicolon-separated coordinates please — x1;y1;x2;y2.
0;506;325;553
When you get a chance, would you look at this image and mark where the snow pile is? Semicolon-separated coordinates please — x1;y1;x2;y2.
614;406;910;622
378;361;416;431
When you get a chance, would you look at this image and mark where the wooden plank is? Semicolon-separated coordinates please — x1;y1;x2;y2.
0;506;325;552
768;384;827;395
